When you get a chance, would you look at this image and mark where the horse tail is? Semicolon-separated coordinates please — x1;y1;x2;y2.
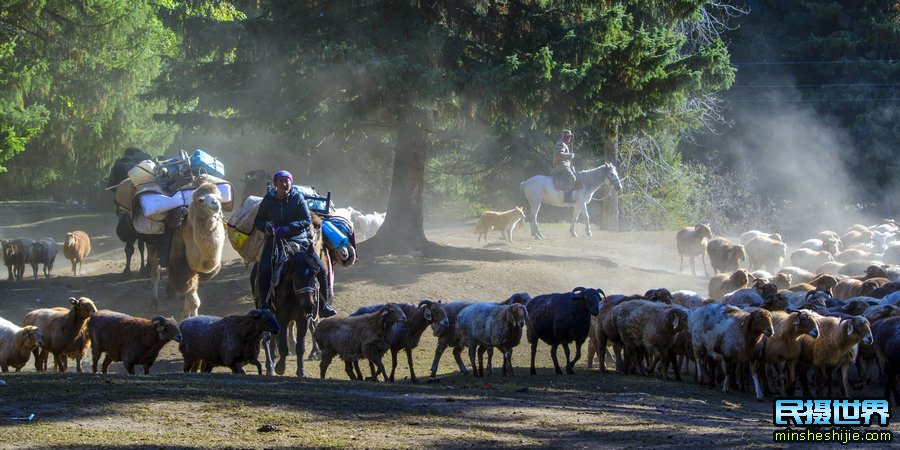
518;180;532;224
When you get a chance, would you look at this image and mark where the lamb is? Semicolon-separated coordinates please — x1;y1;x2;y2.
0;316;43;372
351;300;449;383
428;293;530;379
755;310;819;396
178;309;280;374
689;303;773;400
790;248;834;272
740;230;781;246
457;302;528;377
2;238;34;281
88;310;182;374
708;269;753;299
676;223;712;276
63;231;91;276
745;235;787;272
779;266;816;285
526;287;603;375
798;313;873;397
612;300;688;379
23;296;97;372
30;238;58;280
871;316;900;406
313;303;407;381
706;237;746;274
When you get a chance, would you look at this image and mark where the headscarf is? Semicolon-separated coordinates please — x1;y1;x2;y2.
273;170;293;183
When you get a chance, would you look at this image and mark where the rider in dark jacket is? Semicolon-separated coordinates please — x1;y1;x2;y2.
254;170;336;317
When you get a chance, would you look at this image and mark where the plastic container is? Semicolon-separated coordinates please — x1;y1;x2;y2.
321;220;349;250
189;149;225;178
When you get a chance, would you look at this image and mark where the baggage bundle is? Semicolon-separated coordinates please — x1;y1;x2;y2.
110;149;233;236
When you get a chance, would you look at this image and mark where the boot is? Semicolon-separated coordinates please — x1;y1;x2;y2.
318;279;336;318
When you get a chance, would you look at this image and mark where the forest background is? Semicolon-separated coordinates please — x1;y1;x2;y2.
1;0;898;252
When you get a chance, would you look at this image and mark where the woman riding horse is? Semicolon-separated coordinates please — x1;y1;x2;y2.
254;170;336;318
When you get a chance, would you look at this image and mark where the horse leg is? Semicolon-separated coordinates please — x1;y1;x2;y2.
138;240;147;275
570;208;580;238
295;314;308;378
581;203;592;237
262;332;275;375
123;239;134;276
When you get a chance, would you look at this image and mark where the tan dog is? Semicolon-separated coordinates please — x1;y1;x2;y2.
474;207;526;242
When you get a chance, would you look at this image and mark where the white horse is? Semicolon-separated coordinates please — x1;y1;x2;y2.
521;162;623;239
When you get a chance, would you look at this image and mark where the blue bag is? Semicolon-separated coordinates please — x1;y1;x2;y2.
189;149;225;178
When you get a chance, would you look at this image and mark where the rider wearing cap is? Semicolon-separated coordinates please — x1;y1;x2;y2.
552;130;577;197
253;170;336;317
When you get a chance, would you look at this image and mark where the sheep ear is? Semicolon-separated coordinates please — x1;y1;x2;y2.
793;313;801;327
671;315;680;330
423;308;433;321
847;322;854;336
69;297;77;305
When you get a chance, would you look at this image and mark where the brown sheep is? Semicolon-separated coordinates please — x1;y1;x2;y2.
2;238;34;281
815;261;845;274
676;224;712;276
787;273;840;293
706;237;746;274
835;248;878;264
750;271;793;290
587;289;673;371
63;231;91;276
708;269;753;299
314;304;407;381
838;260;885;277
755;310;819;396
613;300;689;379
0;316;43;372
798;313;872;397
831;278;887;300
23;297;97;372
178;309;280;374
88;310;182;375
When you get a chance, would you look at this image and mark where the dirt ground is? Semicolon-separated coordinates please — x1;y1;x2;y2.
0;202;884;448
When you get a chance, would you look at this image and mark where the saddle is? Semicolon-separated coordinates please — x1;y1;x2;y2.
552;174;580;203
263;239;324;311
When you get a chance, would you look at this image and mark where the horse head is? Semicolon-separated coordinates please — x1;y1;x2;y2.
605;162;623;192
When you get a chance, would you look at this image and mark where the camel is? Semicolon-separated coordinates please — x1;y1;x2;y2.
147;179;226;319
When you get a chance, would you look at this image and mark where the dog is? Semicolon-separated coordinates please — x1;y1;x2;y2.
474;207;526;242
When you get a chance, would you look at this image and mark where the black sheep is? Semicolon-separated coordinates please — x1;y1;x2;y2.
872;316;900;406
527;287;604;375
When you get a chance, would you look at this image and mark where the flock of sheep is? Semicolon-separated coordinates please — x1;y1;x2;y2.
1;231;91;280
3;217;900;409
672;220;900;403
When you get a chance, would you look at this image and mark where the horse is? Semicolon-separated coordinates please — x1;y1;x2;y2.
520;162;623;239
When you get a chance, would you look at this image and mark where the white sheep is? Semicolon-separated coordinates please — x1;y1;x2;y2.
689;303;774;400
790;248;834;272
456;302;528;377
744;235;786;272
740;230;781;246
800;238;840;256
0;316;43;372
778;266;816;284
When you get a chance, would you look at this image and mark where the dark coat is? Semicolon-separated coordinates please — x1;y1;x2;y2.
253;186;312;242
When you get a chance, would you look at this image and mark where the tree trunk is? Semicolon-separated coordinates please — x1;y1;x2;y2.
360;122;428;255
601;131;619;232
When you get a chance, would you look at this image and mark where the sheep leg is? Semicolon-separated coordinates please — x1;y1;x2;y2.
367;361;378;381
405;348;418;384
701;253;709;276
476;346;486;377
429;343;446;378
183;358;195;373
856;358;868;391
721;360;733;393
354;361;364;380
485;346;494;376
529;340;539;375
344;361;357;380
596;335;609;373
840;363;852;398
785;360;797;396
389;348;400;382
142;363;152;375
452;346;469;375
586;336;596;369
550;344;562;375
319;351;333;379
372;356;389;382
612;343;625;373
261;332;275;376
562;343;576;374
750;360;765;401
468;345;479;377
102;356;113;374
74;353;83;373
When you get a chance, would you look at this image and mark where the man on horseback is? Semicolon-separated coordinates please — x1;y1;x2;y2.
552;130;577;202
254;170;336;318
